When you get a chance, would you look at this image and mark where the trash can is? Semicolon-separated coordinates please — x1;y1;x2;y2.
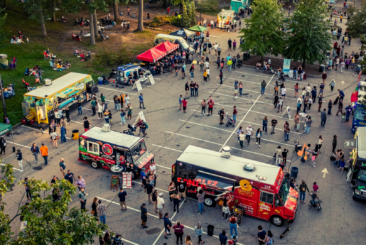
243;52;248;60
98;77;103;85
207;225;214;236
72;130;79;140
319;65;325;73
291;166;299;179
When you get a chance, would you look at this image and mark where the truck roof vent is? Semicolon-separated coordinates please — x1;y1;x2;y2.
221;146;231;158
244;164;255;172
102;124;111;132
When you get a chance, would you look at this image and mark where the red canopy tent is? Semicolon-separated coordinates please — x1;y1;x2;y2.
155;41;179;54
136;47;166;63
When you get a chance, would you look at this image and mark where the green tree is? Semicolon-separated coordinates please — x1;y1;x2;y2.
0;163;109;244
188;1;196;26
0;8;7;49
346;4;366;38
284;0;331;67
181;0;190;27
196;0;219;23
239;0;285;60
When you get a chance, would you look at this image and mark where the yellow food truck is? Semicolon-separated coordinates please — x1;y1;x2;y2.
22;72;94;126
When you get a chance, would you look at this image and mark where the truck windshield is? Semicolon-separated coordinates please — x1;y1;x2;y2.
357;169;366;182
278;178;290;204
131;141;147;161
354;107;366;121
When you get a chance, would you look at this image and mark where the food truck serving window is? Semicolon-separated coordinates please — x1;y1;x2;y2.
87;142;100;154
131;141;147;161
260;192;274;204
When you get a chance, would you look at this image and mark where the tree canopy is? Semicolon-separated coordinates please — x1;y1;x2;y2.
283;0;331;67
346;4;366;38
239;0;285;59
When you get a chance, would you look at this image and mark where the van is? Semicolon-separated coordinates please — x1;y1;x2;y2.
154;34;194;54
116;64;151;86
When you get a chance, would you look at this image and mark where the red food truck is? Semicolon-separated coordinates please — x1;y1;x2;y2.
78;126;154;178
172;145;298;226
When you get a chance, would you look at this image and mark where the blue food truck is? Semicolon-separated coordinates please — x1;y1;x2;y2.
351;81;366;133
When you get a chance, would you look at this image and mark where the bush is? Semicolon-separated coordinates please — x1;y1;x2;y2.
93;46;134;68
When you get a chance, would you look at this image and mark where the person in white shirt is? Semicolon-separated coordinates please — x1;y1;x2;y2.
157;193;165;218
97;102;103;119
206;68;210;80
308;97;313;112
245;125;253;145
281;86;287;100
149;162;156;175
277;97;283;112
214;43;218;55
205;61;209;68
210;20;214;29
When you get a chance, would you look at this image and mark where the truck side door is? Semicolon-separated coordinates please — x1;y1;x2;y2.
258;191;273;220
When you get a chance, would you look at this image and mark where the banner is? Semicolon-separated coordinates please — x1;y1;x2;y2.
283;59;291;75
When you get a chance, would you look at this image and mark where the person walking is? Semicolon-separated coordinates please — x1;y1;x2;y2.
271;118;278;134
317;135;323;153
229;215;238;238
233;106;237;123
320;109;327;127
90;98;97;116
173;221;185;244
245;125;253;145
79;187;88;211
275;146;282;165
255;128;262;148
318;95;323;112
141;203;148;228
196;188;205;214
60;124;67;143
83;117;91;132
157;193;165;219
332;135;337;153
219;230;228;245
299;180;309;203
16;149;23;170
118;188;127;211
195;222;205;244
30;143;40;164
257;225;267;245
23;177;32;200
182;98;187;113
277;97;283;113
304;117;312;134
76;175;86;191
336;99;343;116
91;197;98;220
139;93;145;109
219;69;223;84
40;143;48;165
260;80;266;94
219;108;225;125
97;200;106;224
163;212;172;239
262;116;268;133
328;99;333;115
322;71;327;83
59;158;66;177
178;178;187;202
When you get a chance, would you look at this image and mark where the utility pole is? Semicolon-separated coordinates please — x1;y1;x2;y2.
0;73;7;118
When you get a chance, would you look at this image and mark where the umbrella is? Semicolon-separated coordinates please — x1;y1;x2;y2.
188;25;207;32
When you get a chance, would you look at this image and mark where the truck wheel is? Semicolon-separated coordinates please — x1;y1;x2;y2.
270;215;284;227
91;161;100;169
204;197;216;207
131;171;136;179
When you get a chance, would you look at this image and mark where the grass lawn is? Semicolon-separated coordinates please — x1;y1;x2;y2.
0;2;154;124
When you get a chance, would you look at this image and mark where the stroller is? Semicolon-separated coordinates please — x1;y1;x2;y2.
123;119;144;136
309;192;322;211
226;114;235;127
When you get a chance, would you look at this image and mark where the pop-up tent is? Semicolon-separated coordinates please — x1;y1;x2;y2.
169;28;195;39
217;9;235;28
136;48;166;63
0;123;11;136
155;41;179;54
188;25;207;32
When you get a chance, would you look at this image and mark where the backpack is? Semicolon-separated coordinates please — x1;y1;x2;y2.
144;122;149;129
301;157;306;162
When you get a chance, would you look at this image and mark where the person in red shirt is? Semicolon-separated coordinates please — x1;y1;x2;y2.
313;182;319;194
207;98;214;116
167;6;170;15
182;98;187;113
233;106;237;123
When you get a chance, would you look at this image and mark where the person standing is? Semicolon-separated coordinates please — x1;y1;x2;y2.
76;175;86;191
79;187;88;211
304;117;312;134
171;191;181;212
59;158;66;177
146;180;153;204
178;95;183;111
126;103;133;120
90;98;97;116
97;200;106;224
294;112;300;132
195;222;205;245
40;143;48;165
229;215;238;238
208;99;214;116
16;149;23;171
255;128;262;148
118;188;127;211
233;106;237;123
345;105;353;122
228;38;232;50
219;108;225;125
320;109;327;127
257;225;267;245
64;170;75;184
245;125;253;145
262;116;268;133
139;93;145;109
261;80;266;94
271;118;278;134
190;81;195;96
275;146;282;165
141;203;148;228
23;177;31;200
157;193;165;219
336;99;343;116
91;197;98;220
318;95;323;112
282;149;289;164
196;188;205;214
219;230;228;245
83;117;91;132
182;98;187;113
173;221;185;244
299;180;309;203
322;71;327;83
0;136;6;155
195;82;199;97
284;122;290;141
332;135;337;153
330;79;335;91
219;69;223;84
30;143;40;164
164;212;172;239
178;179;187;202
328;99;333;115
60;124;67;143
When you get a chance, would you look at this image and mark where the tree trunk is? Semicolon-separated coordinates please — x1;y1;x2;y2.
52;0;56;22
137;0;144;31
114;2;119;23
39;8;47;37
89;13;96;45
162;0;169;8
93;10;98;37
302;57;306;68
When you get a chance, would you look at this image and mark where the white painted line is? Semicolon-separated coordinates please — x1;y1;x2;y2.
181;119;295;147
155;164;171;170
99;86;137;95
152;229;165;245
120;238;139;245
153;78;161;80
241;120;301;135
0;163;23;172
227;78;295;91
97;196;160;219
165;131;290;162
71;120;83;125
234;71;273;77
210;35;221;38
220;74;275;152
249;110;303;125
152;144;183;153
7;141;31;149
199;100;248;111
221;84;297;100
21;125;42;131
208;91;255;102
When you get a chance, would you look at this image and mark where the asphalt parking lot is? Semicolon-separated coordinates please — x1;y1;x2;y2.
3;32;366;244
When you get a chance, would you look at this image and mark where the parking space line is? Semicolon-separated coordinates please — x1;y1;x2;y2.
0;163;23;172
71;120;83;125
220;84;297;100
131;181;169;193
99;86;137;95
7;141;31;149
233;71;272;77
208;91;256;103
199;100;248;111
241;120;301;135
249;110;304;126
152;144;183;153
21;125;42;131
179;120;232;132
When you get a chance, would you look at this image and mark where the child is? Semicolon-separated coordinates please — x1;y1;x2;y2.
313;182;319;194
311;153;316;167
104;111;109;124
341;112;346;123
175;67;178;77
338;159;346;172
108;110;113;125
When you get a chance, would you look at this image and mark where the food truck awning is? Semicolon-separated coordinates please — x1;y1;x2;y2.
155;41;179;54
188;25;207;32
24;72;92;99
82;127;141;149
195;172;235;189
357;127;366;159
136;48;166;63
0;123;11;136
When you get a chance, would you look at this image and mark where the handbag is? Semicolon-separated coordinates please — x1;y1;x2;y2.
91;210;95;214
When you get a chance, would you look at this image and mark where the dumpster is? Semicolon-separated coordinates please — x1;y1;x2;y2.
243;52;248;60
291;166;299;179
319;65;325;72
207;225;214;236
72;129;79;140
